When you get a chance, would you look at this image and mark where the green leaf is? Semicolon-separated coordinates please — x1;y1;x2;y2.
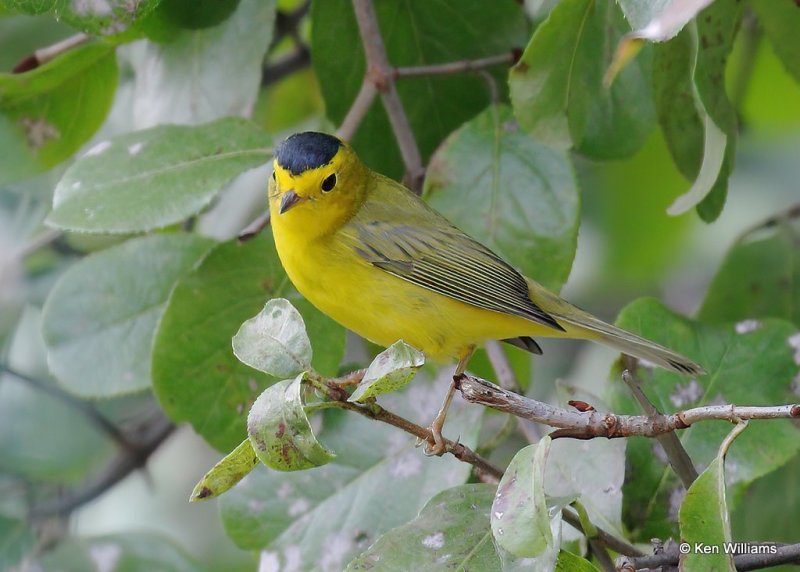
610;298;800;539
0;43;117;185
424;105;579;291
348;483;566;571
699;215;800;328
150;0;242;31
312;0;528;178
127;0;275;127
232;298;312;379
492;436;553;557
750;0;800;84
509;0;655;159
348;340;425;403
190;438;258;502
247;373;335;471
679;422;747;572
220;378;483;568
151;233;345;452
652;0;741;221
545;438;626;541
32;532;202;572
2;0;161;38
555;550;600;571
346;484;502;571
0;515;33;570
47;118;271;233
41;233;215;398
0;307;114;483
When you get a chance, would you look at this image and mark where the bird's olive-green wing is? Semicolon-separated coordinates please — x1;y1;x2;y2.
346;215;564;333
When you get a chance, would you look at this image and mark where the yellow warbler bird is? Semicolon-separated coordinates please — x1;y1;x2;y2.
268;132;704;454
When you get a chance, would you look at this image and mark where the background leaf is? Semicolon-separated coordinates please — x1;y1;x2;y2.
0;43;117;185
152;233;345;452
652;0;741;221
750;0;800;85
42;233;214;398
31;532;202;572
0;308;114;483
311;0;528;178
610;298;800;539
424;105;579;291
699;216;800;328
47;118;271;233
346;484;501;571
509;0;655;159
125;0;275;128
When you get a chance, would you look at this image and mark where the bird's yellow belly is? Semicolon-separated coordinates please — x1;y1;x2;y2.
274;230;543;361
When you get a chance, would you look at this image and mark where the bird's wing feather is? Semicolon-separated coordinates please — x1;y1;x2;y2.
343;178;563;332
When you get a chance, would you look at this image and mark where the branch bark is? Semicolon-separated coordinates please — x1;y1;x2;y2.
617;541;800;571
457;374;800;439
351;0;424;192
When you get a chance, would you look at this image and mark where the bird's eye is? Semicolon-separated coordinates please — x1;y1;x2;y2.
321;173;337;192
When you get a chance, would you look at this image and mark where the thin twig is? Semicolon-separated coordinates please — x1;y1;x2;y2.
262;44;311;87
13;33;90;73
562;508;644;558
29;414;174;518
457;375;800;439
622;365;698;488
394;52;515;78
0;364;131;450
336;78;378;141
351;0;424;192
308;374;502;481
617;541;800;571
485;340;520;392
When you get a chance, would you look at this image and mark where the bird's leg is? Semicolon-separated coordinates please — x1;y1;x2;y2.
425;345;475;456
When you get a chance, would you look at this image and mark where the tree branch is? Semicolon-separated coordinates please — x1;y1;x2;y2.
0;364;131;450
28;414;174;519
394;52;516;78
351;0;424;192
307;372;502;481
622;364;698;488
336;77;378;141
562;508;644;558
617;541;800;571
457;374;800;439
262;44;311;87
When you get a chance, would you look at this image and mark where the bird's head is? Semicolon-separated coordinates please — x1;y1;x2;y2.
269;132;368;237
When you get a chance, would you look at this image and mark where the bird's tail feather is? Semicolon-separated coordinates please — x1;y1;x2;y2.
557;310;705;375
527;281;705;376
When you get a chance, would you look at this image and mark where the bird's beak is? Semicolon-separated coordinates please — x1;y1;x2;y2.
279;190;305;214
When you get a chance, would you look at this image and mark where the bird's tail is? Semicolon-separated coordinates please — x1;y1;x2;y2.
528;281;705;376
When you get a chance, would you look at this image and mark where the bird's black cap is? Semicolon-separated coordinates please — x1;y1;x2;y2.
275;132;342;176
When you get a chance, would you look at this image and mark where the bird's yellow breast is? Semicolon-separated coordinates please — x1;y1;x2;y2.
271;222;541;361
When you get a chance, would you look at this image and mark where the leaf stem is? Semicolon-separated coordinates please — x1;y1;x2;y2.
13;33;90;73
